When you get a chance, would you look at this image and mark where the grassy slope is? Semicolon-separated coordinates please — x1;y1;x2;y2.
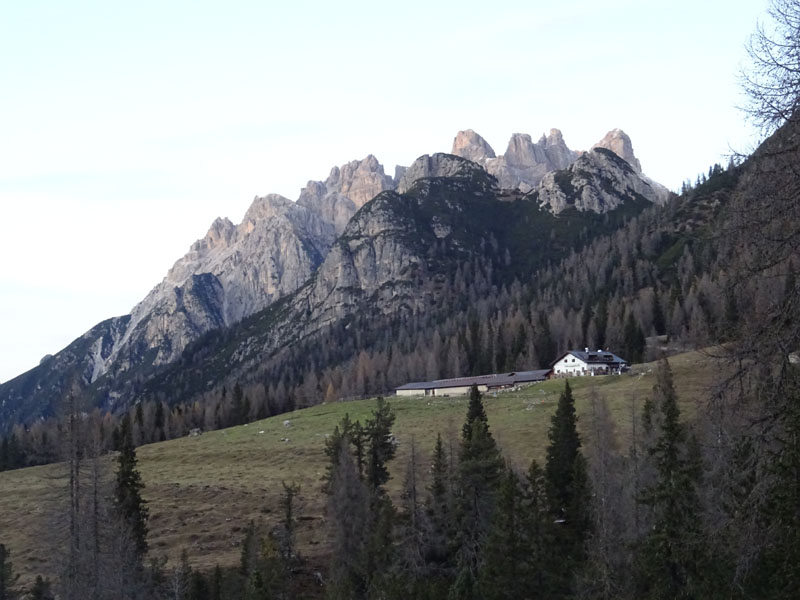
0;350;716;583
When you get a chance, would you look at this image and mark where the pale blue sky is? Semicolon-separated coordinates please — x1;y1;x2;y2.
0;0;767;383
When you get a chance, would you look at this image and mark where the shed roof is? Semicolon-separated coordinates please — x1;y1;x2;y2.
396;369;551;391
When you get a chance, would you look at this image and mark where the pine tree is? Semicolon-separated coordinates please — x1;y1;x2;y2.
29;575;54;600
427;433;454;573
544;380;591;596
476;467;530;600
523;460;556;598
0;544;18;600
635;358;706;599
462;385;488;442
210;565;223;600
323;414;357;491
545;381;583;523
326;441;370;600
114;414;149;561
231;383;246;426
154;402;166;441
451;389;504;600
623;313;646;364
188;570;209;600
652;292;666;336
365;397;396;491
279;481;300;564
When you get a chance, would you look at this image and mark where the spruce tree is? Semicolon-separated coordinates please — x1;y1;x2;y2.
427;433;454;572
323;414;357;492
451;388;503;599
365;397;396;491
635;358;706;599
462;385;488;442
545;381;583;523
114;414;149;561
326;441;369;600
231;383;246;426
210;565;223;600
29;576;54;600
544;380;591;595
477;467;530;600
523;460;556;598
0;544;18;600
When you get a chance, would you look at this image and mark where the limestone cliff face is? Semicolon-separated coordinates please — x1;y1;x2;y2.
87;156;397;378
97;194;337;375
299;191;428;328
533;148;670;213
246;160;497;354
297;155;394;235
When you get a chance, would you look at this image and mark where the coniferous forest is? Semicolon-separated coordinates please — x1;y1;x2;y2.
2;1;800;597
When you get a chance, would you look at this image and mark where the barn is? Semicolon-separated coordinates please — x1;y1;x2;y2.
395;370;551;397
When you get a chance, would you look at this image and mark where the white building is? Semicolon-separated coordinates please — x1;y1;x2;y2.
552;349;627;377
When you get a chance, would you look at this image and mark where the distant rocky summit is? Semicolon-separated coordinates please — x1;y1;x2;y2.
592;128;642;172
450;126;661;193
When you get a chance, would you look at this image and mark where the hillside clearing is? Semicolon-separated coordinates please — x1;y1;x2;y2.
0;350;718;582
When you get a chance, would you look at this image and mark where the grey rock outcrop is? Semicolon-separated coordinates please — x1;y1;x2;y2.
450;127;660;192
488;129;578;191
534;148;670;214
452;128;578;192
44;154;397;384
396;153;489;193
298;155;394;235
451;129;496;163
592;128;642;172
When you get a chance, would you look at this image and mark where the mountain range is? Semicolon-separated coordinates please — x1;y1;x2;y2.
0;127;671;429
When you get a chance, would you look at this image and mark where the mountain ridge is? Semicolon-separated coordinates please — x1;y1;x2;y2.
0;127;668;430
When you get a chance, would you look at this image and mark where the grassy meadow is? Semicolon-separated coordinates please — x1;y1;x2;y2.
0;350;719;583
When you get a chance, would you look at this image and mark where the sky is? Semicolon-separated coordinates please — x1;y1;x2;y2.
0;0;768;384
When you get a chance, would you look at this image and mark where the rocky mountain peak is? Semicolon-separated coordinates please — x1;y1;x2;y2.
298;155;395;235
242;193;294;224
322;154;394;208
546;127;565;144
451;129;496;163
198;217;236;252
534;147;669;214
503;133;539;167
478;129;578;191
396;153;488;193
592;128;642;172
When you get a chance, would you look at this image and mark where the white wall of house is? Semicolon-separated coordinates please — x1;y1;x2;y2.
396;389;426;397
396;384;490;397
432;385;489;396
553;355;589;376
